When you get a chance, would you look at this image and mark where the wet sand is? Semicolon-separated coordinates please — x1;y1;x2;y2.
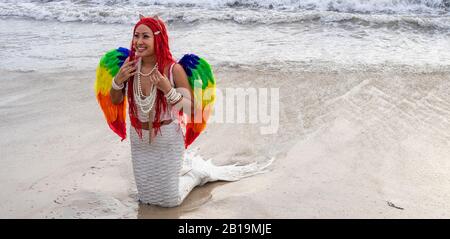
0;68;449;218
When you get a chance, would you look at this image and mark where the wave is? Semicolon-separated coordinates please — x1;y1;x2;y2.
1;0;449;30
8;0;449;14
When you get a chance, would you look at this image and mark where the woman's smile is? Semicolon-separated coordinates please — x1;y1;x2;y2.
136;45;148;53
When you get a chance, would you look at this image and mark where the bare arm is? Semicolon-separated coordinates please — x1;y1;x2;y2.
170;64;194;114
110;86;125;105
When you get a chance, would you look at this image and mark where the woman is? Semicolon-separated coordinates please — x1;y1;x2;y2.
109;15;269;207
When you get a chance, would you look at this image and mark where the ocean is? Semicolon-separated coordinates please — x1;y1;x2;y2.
1;0;450;73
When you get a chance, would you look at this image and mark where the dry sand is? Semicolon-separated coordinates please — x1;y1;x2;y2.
0;68;449;218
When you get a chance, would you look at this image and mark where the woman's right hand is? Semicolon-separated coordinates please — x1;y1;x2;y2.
115;57;137;85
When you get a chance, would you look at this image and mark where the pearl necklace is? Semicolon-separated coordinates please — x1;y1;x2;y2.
139;63;158;77
134;60;158;114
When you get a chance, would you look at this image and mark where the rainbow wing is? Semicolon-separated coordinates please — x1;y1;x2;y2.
95;47;129;141
178;54;216;148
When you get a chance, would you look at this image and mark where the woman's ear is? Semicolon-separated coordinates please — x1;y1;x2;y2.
139;14;145;20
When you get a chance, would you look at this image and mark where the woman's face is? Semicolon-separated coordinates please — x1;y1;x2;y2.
133;24;155;58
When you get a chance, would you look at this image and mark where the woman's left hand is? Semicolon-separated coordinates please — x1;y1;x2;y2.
151;70;172;94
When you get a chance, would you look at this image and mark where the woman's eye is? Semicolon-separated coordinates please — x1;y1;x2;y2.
143;35;149;38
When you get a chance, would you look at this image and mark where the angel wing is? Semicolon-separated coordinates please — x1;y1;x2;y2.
94;48;215;147
178;54;216;148
94;47;129;141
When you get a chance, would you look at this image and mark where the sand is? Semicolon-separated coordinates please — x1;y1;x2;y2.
0;67;449;218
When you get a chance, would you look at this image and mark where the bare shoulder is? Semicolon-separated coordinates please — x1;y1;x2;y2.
172;63;187;76
172;63;188;83
172;63;191;91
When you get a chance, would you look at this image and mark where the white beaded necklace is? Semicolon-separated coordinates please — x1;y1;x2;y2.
134;59;158;114
139;64;157;77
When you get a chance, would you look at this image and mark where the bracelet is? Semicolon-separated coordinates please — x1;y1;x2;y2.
171;94;183;105
111;76;124;90
165;88;182;104
164;88;176;99
169;92;182;104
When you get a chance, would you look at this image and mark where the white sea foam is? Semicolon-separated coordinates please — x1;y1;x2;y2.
0;0;449;29
33;0;450;14
0;1;449;74
1;17;449;74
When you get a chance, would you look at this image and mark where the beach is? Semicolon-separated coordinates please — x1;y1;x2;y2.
1;67;449;218
1;0;450;218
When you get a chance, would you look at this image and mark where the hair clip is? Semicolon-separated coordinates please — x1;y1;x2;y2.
154;31;160;35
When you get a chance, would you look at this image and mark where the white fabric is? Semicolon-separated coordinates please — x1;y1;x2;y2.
130;122;185;207
130;121;274;207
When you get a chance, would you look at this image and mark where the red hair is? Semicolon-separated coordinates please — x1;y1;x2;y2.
127;16;175;139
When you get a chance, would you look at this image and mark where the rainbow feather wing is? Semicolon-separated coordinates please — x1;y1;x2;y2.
95;47;129;141
179;54;216;148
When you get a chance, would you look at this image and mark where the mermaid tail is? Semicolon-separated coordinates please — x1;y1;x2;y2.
177;150;275;204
